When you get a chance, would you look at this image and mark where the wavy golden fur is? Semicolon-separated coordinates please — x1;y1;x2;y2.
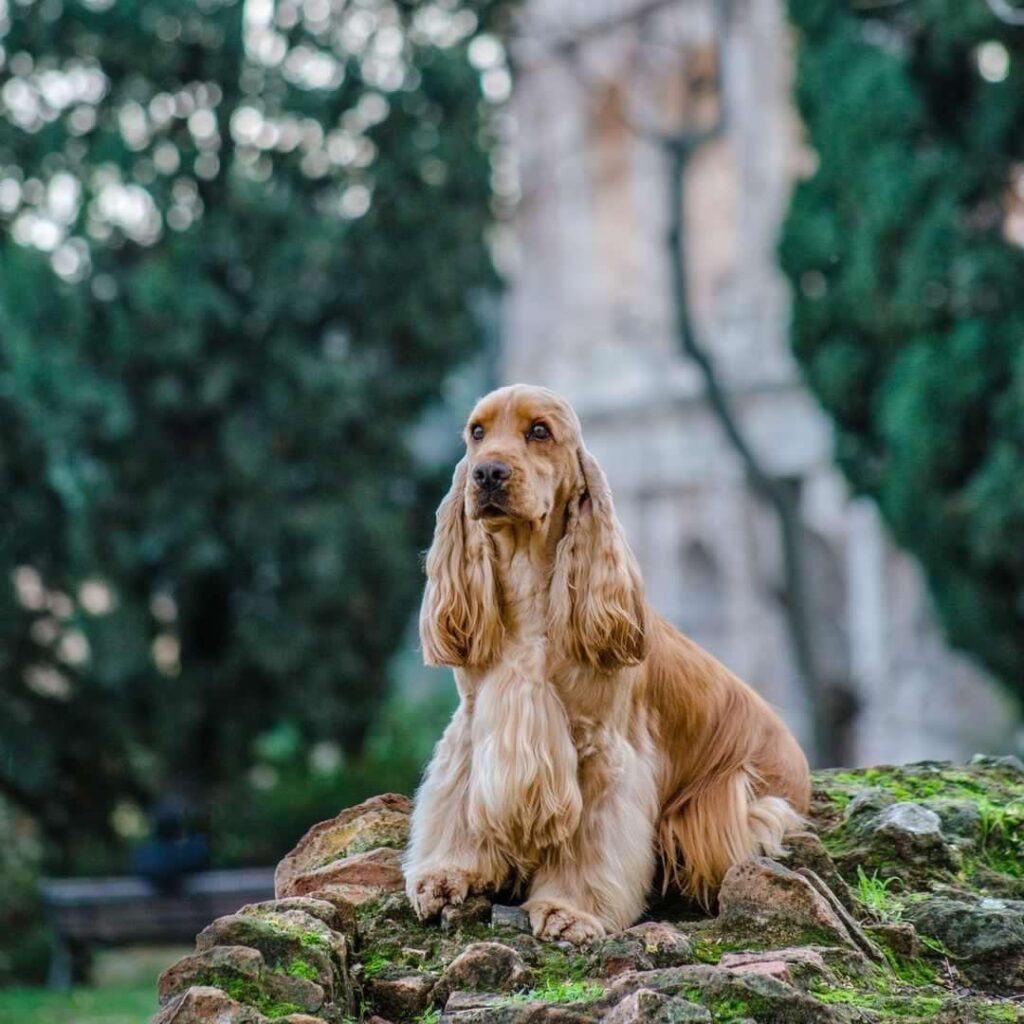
405;385;810;943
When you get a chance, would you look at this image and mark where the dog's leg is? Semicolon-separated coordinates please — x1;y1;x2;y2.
404;706;509;920
659;769;804;907
523;739;658;943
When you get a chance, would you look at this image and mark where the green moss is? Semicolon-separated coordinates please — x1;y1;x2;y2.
251;910;334;955
413;1010;441;1024
503;980;604;1005
192;974;304;1020
286;958;319;981
974;1004;1024;1023
688;991;751;1021
360;950;395;978
818;764;1023;812
811;981;945;1017
692;936;766;964
257;998;306;1019
879;947;939;987
822;787;855;810
543;949;590;981
681;986;773;1024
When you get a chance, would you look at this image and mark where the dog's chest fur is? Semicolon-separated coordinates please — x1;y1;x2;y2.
464;635;583;863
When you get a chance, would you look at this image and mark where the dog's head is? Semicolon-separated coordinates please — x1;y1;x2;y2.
462;384;584;525
420;384;648;672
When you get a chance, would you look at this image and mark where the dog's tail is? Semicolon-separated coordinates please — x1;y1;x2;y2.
658;769;803;909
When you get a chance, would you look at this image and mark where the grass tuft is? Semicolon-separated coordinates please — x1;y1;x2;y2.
855;866;905;922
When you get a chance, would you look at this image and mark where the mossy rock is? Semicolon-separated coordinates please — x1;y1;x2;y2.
195;909;348;1005
275;793;410;899
153;985;273;1023
154;761;1024;1023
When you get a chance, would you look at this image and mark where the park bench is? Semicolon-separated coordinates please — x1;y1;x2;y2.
40;867;275;989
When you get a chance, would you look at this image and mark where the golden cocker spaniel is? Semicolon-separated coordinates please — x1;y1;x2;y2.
404;384;810;943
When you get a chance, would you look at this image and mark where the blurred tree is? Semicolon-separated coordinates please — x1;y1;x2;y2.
0;0;508;866
782;1;1024;706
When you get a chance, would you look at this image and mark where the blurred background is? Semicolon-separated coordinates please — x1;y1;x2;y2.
1;0;1022;1018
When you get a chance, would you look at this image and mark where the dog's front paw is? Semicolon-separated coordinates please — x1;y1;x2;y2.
407;867;476;921
525;899;606;945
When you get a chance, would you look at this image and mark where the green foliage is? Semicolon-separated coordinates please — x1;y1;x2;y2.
782;0;1024;704
285;959;318;982
0;0;505;868
359;950;393;979
0;800;51;986
977;797;1024;875
503;980;604;1005
210;682;456;866
855;866;904;922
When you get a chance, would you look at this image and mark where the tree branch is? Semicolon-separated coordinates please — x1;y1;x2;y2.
538;0;839;763
664;141;834;767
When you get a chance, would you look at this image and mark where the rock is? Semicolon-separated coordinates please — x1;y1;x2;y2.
157;946;263;1005
441;990;599;1022
926;799;982;843
151;762;1024;1023
194;909;348;1005
863;921;921;958
905;896;1024;994
716;858;859;950
588;935;653;978
433;941;532;1004
718;947;828;985
239;897;354;941
620;923;694;968
491;904;531;935
260;972;326;1015
441;895;492;934
777;832;857;913
870;802;959;868
970;753;1024;774
794;867;884;962
444;991;514;1010
152;986;268;1024
440;1001;548;1023
604;988;711;1023
364;967;438;1019
601;967;838;1024
275;793;411;898
493;932;546;964
842;787;895;823
307;882;389;910
283;847;406;898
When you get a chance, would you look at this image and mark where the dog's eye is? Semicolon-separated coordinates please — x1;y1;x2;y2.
527;421;551;441
470;424;485;441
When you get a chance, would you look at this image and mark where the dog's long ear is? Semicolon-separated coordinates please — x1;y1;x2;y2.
419;458;503;668
550;447;648;671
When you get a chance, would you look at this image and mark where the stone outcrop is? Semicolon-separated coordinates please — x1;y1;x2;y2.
155;759;1024;1022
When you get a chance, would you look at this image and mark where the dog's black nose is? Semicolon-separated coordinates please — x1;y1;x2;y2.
473;460;511;491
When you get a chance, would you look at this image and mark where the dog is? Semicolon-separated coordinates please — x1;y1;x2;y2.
403;384;810;943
